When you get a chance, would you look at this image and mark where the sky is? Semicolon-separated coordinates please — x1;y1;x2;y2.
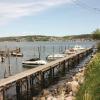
0;0;100;37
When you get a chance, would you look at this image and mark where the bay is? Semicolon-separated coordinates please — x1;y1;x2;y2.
0;40;95;79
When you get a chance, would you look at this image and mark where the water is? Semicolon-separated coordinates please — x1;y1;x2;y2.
0;40;95;79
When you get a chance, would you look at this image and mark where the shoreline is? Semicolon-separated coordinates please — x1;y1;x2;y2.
32;54;93;100
76;52;100;100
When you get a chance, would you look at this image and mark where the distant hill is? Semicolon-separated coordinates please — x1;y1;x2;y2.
63;34;92;40
0;34;92;42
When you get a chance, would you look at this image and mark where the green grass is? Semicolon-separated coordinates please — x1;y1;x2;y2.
76;53;100;100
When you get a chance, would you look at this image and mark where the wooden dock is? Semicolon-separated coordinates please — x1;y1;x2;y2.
0;48;93;100
0;48;21;57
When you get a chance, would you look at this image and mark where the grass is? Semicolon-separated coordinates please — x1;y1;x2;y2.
76;53;100;100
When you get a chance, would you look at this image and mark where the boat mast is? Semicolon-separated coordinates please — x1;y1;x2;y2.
7;49;11;76
33;46;36;57
4;66;7;78
38;46;41;59
53;46;54;60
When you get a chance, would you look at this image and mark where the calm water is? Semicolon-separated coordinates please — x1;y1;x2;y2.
0;40;95;79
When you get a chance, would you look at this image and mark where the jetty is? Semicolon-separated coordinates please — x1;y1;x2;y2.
0;48;93;100
0;48;21;57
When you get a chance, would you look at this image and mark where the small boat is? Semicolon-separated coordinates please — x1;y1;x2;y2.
64;45;85;55
46;54;66;61
22;58;47;68
73;45;85;51
26;58;40;61
11;52;23;57
64;49;76;55
0;56;5;62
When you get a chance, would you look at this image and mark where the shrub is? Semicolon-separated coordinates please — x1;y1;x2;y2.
97;42;100;52
92;29;100;40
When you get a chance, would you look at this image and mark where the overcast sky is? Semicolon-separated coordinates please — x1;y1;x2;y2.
0;0;100;37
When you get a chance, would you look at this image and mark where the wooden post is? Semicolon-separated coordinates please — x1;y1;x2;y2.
26;77;29;100
16;81;21;100
29;76;32;97
62;60;66;75
52;67;55;81
30;75;34;97
2;88;5;100
77;54;80;64
7;49;11;76
48;67;53;85
41;72;45;89
67;59;70;71
38;47;41;59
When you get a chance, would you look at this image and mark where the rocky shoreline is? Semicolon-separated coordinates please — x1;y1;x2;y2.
32;56;92;100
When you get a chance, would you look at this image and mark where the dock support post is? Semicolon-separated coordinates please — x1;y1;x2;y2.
52;67;55;84
48;67;53;85
30;75;35;97
26;77;29;100
41;72;45;89
77;54;80;64
30;75;32;98
67;59;70;71
2;88;5;100
62;60;66;75
16;81;21;100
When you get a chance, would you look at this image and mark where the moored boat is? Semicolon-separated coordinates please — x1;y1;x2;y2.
73;45;85;51
11;52;23;57
64;49;76;55
22;58;47;68
46;54;66;61
64;45;85;55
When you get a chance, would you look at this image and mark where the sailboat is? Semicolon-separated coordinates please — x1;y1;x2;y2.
46;54;66;61
22;46;47;68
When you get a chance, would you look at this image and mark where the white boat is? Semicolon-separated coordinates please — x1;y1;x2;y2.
73;45;85;51
11;52;23;57
46;54;66;61
64;45;85;55
22;59;47;67
64;49;76;55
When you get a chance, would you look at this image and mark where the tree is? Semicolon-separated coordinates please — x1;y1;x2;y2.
97;42;100;52
92;29;100;40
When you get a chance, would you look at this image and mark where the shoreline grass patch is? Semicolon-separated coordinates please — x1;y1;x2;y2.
76;53;100;100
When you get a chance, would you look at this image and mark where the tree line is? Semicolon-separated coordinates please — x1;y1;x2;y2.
92;28;100;52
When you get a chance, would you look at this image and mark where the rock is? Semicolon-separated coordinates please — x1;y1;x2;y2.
56;95;65;100
65;92;75;100
57;85;64;95
73;72;84;83
71;80;80;96
65;82;72;94
41;89;50;97
59;91;65;100
78;77;84;85
65;96;73;100
0;93;3;100
47;95;53;100
52;97;57;100
40;96;46;100
32;97;37;100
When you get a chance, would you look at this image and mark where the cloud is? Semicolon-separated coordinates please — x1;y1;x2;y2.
0;0;74;25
